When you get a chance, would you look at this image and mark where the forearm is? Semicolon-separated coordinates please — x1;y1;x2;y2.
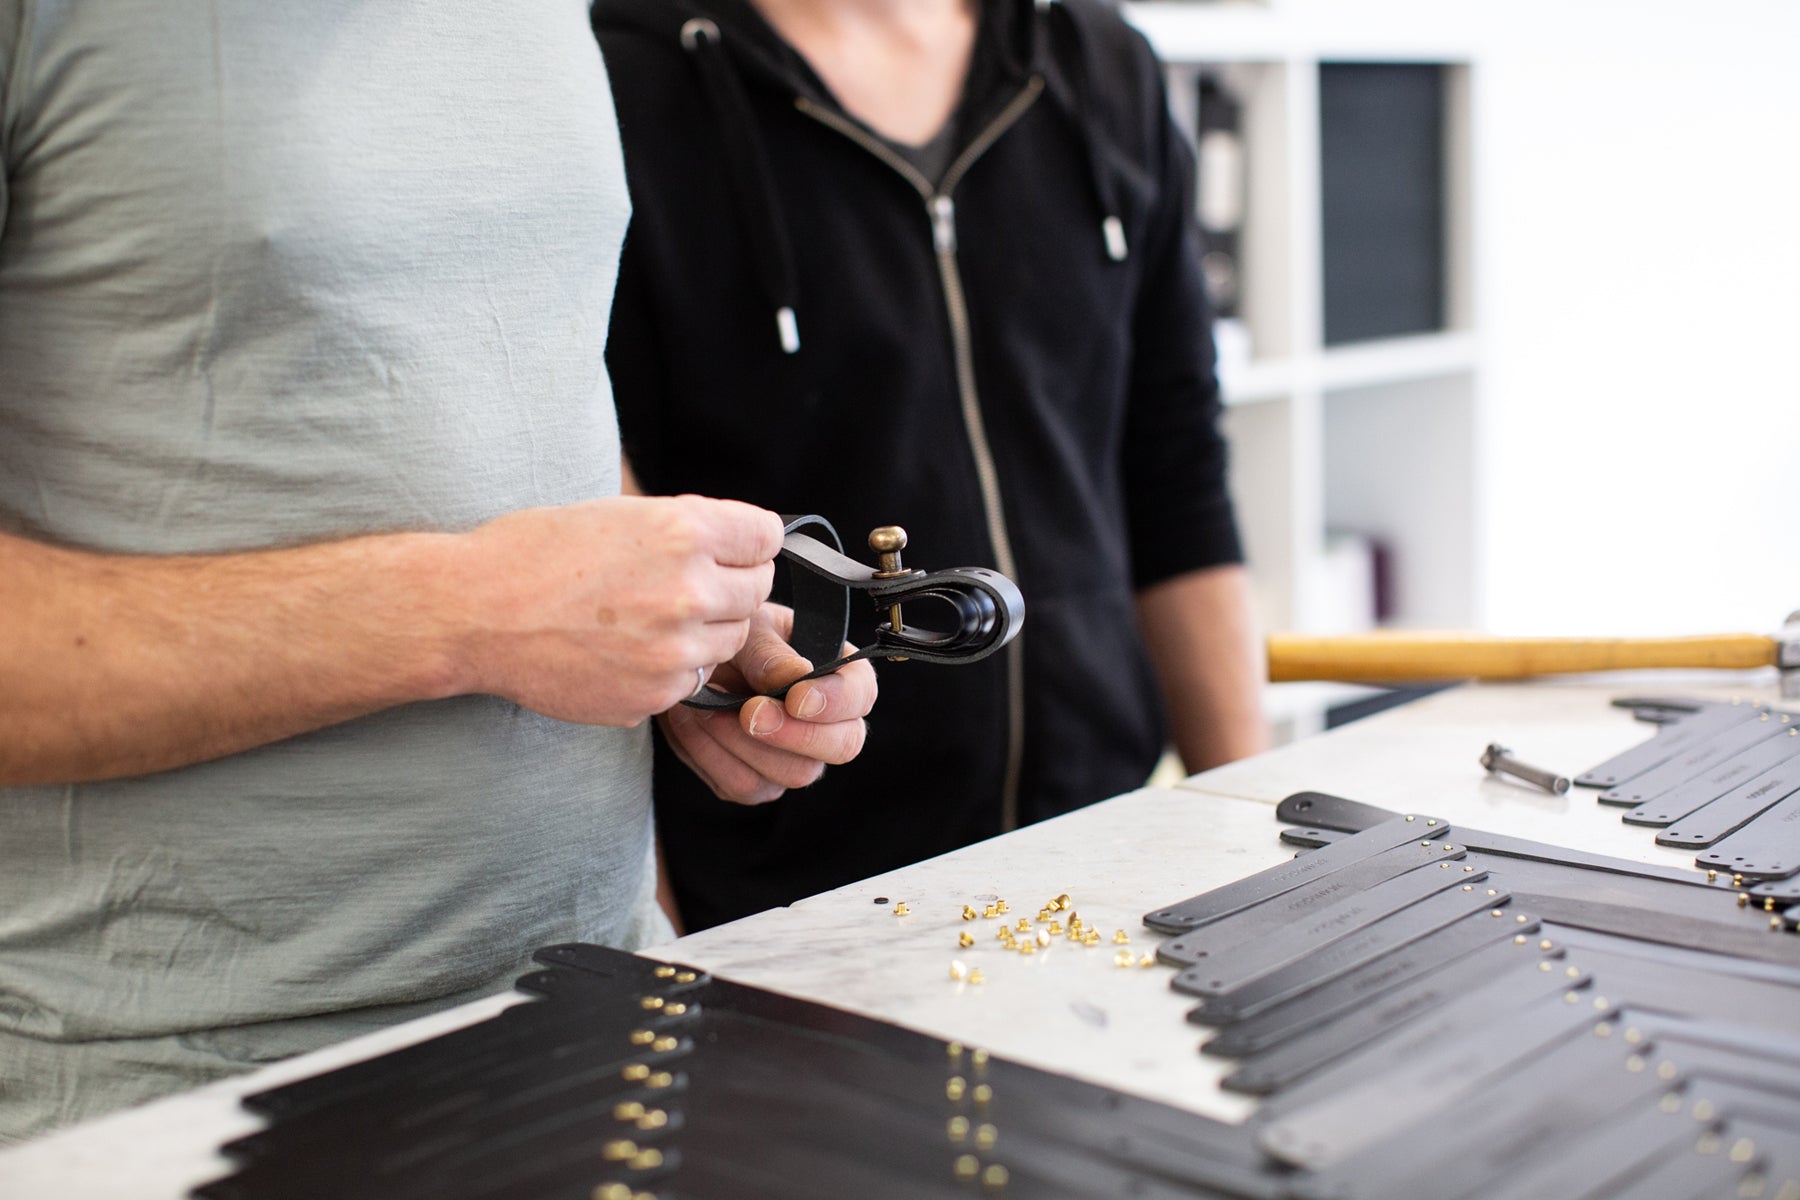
1135;564;1270;774
0;530;467;786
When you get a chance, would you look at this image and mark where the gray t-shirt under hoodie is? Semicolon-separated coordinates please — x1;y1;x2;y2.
0;1;662;1141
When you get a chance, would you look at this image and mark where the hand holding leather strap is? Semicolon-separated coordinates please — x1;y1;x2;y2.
684;514;1024;711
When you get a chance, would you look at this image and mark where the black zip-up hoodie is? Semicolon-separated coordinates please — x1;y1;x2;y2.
594;0;1244;930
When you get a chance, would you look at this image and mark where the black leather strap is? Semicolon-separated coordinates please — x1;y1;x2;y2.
684;513;1024;711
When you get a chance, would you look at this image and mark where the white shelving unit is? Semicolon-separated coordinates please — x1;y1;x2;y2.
1124;1;1482;738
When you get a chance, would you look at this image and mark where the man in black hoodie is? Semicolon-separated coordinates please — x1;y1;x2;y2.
594;0;1268;931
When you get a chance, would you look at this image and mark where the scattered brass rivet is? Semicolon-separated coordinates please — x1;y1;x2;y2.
948;1115;970;1143
622;1064;651;1082
983;905;999;919
947;1076;967;1101
973;1084;993;1106
1425;819;1439;826
968;969;986;985
963;905;979;921
1037;908;1055;923
1035;929;1051;948
637;1109;668;1131
1405;815;1417;822
1139;954;1156;968
628;1148;663;1171
1113;931;1130;944
614;1101;646;1121
630;1029;655;1045
996;901;1010;914
1444;845;1459;853
954;1154;980;1181
895;903;910;916
663;1003;687;1016
1463;865;1476;873
675;970;697;984
1055;894;1072;911
975;1122;998;1151
960;932;975;948
652;1036;678;1053
640;997;664;1010
653;965;676;979
1048;922;1064;935
602;1139;638;1161
982;1164;1009;1191
1016;919;1031;933
1083;931;1101;946
1114;950;1134;968
1018;942;1037;956
951;961;968;981
1421;841;1433;849
1735;874;1746;887
647;1071;673;1089
997;927;1012;942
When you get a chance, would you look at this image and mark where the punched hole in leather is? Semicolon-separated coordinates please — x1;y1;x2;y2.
682;513;1025;712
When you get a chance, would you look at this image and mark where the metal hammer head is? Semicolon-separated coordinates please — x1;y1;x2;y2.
1781;609;1800;701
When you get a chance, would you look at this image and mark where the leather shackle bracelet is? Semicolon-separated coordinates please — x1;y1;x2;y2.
683;513;1025;712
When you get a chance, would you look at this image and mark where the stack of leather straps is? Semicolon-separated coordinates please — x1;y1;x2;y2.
194;943;1304;1200
1144;791;1800;1200
1578;697;1800;912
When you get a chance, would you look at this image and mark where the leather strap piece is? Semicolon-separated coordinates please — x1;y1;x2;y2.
1575;696;1769;789
1625;724;1800;829
1695;789;1800;881
683;514;1025;711
1595;710;1793;807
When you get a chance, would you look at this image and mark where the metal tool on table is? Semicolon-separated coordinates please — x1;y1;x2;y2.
684;515;1024;711
1479;743;1571;794
1265;608;1800;698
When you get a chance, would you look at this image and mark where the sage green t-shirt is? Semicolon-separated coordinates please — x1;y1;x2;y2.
0;1;663;1141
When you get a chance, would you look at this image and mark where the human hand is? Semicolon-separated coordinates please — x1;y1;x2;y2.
456;495;785;726
657;603;877;804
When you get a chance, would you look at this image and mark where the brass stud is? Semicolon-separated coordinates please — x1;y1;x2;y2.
1697;1131;1722;1155
594;1185;633;1200
996;900;1010;914
1624;1027;1644;1045
968;969;986;985
1738;894;1751;907
652;1036;678;1053
983;905;999;919
1035;928;1052;948
602;1139;638;1161
1538;961;1553;972
1595;1022;1613;1038
960;932;975;948
972;1084;993;1106
963;905;979;921
1773;916;1785;931
622;1064;651;1082
1114;950;1134;968
953;1154;979;1181
629;1148;664;1171
614;1101;646;1121
982;1164;1009;1191
1463;865;1476;873
647;1071;674;1089
663;1003;687;1016
1707;869;1719;883
1487;889;1500;897
1016;919;1031;933
975;1123;998;1151
895;902;910;916
1037;908;1055;923
1735;874;1746;887
1083;931;1101;946
951;961;968;981
640;997;664;1010
1462;885;1474;892
653;965;676;979
948;1041;964;1061
1626;1055;1646;1072
675;970;697;984
1492;909;1505;918
1055;894;1073;911
630;1029;655;1046
1657;1060;1678;1080
1047;922;1064;936
947;1076;967;1101
1540;939;1554;951
637;1109;669;1131
1018;942;1036;956
948;1115;970;1143
1139;954;1156;968
1567;965;1581;978
1113;930;1130;944
1694;1099;1716;1120
1660;1093;1682;1113
1730;1138;1756;1164
972;1048;990;1068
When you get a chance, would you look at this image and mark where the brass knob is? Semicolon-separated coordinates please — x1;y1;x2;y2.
868;526;908;644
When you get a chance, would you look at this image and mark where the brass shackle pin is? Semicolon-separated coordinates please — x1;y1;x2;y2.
869;525;909;659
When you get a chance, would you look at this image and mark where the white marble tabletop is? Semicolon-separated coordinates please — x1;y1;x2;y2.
1;674;1787;1199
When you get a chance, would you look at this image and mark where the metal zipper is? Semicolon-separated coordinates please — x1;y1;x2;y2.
796;78;1043;831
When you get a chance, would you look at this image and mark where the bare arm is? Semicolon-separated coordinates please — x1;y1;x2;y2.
1135;563;1271;774
0;495;786;786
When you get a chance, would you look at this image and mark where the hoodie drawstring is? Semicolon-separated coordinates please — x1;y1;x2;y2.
681;17;804;353
1041;0;1128;263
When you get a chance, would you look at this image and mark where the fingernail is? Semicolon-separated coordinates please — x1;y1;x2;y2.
748;700;784;737
794;687;826;719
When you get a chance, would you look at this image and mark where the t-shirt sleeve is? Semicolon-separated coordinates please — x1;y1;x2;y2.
0;1;19;234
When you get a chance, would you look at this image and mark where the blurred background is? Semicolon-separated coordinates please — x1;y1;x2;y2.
1121;0;1800;731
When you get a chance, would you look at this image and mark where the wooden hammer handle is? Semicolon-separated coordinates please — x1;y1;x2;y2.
1266;632;1778;683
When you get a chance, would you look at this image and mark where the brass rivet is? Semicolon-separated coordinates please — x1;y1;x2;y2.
996;901;1010;914
1055;894;1072;911
983;905;999;919
1016;919;1031;933
1595;1022;1613;1038
640;996;664;1010
1766;897;1778;911
975;1123;998;1151
1738;894;1751;907
594;1185;633;1200
653;965;676;979
1492;909;1505;918
602;1140;638;1161
954;1154;979;1181
948;1041;964;1061
1487;888;1499;896
1693;1099;1716;1120
628;1148;664;1171
1018;942;1036;955
1540;939;1553;951
1624;1027;1644;1044
1626;1055;1645;1072
1113;930;1130;944
622;1064;650;1082
1425;819;1439;826
963;905;979;921
675;970;697;984
1697;1131;1721;1155
1564;991;1580;1003
947;1076;967;1101
959;932;975;948
647;1071;673;1089
972;1084;993;1105
652;1036;678;1053
1567;966;1580;978
614;1101;646;1121
1514;934;1527;944
1047;922;1064;935
1114;950;1134;968
1657;1060;1678;1080
1463;865;1475;872
1538;961;1553;972
1660;1093;1682;1113
1139;954;1156;968
630;1029;655;1045
663;1003;687;1016
894;902;910;916
1707;869;1718;882
637;1109;668;1131
968;968;986;985
951;961;968;981
1730;1138;1756;1163
1035;929;1052;947
1462;885;1474;892
948;1115;970;1143
982;1164;1009;1191
972;1048;990;1068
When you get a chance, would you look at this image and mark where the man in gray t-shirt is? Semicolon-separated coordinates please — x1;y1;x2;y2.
0;1;875;1143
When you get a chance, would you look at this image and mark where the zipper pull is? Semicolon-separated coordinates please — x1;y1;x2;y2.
931;195;957;255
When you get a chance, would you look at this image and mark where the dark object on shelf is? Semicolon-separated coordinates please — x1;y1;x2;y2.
1319;63;1446;345
1194;74;1245;319
1322;682;1453;730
